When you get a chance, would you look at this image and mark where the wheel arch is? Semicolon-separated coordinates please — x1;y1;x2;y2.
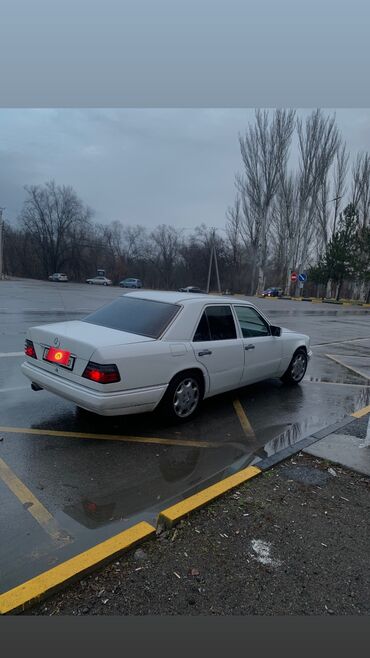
159;366;208;404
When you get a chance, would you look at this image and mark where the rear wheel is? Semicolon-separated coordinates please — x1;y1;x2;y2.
158;371;204;423
281;349;308;385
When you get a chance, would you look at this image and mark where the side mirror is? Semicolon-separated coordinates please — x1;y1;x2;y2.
270;325;281;337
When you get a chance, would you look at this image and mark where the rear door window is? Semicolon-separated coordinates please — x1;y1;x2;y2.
193;306;237;341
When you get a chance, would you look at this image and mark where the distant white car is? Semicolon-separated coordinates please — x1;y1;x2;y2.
48;273;68;282
22;291;312;422
86;276;112;286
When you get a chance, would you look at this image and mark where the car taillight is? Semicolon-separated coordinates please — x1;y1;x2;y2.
82;362;120;384
25;339;37;359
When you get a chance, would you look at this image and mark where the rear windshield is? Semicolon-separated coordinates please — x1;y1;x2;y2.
83;296;179;338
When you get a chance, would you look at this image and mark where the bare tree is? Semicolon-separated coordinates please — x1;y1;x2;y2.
286;110;340;295
351;152;370;228
150;224;183;289
19;181;92;276
351;153;370;298
315;142;348;251
270;167;296;291
332;142;349;234
225;195;243;291
236;109;295;294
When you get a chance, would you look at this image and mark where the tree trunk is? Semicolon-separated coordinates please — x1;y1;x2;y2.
336;279;343;301
325;279;331;298
255;265;264;295
359;280;367;302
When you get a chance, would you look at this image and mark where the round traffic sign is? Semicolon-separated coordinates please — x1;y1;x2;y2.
290;271;298;282
298;272;307;282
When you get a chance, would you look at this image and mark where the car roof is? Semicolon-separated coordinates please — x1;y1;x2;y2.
125;290;253;306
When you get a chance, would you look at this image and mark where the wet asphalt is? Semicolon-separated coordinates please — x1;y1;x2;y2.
0;279;370;595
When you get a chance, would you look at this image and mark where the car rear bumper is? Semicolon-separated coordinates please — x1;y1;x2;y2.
21;361;167;416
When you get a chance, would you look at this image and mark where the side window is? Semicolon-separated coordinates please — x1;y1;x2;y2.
193;306;237;341
234;306;270;338
193;312;211;342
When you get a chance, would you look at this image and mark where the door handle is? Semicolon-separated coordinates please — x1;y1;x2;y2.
198;349;212;356
244;344;255;351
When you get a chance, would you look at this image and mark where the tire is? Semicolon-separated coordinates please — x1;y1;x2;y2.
281;348;308;385
158;371;204;423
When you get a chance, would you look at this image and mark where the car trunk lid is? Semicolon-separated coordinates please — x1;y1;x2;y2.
27;320;154;382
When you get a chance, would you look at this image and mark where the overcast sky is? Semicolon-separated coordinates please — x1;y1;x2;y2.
0;109;369;230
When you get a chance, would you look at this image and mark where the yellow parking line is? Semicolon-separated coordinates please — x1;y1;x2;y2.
233;398;256;438
0;521;155;615
351;404;370;418
0;426;214;449
0;457;68;544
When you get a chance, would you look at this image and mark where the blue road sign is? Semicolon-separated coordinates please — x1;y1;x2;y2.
298;272;307;282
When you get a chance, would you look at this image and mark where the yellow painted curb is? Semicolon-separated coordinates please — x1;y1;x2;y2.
0;521;155;615
158;465;261;529
351;404;370;418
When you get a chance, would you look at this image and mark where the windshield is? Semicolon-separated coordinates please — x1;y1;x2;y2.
83;296;179;338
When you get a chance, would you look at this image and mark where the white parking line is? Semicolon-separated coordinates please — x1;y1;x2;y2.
326;354;370;380
0;386;29;393
0;352;23;357
313;336;370;347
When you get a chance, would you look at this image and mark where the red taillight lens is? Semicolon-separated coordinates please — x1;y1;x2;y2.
82;362;120;384
25;339;37;359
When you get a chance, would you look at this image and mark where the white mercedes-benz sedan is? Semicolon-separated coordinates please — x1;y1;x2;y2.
21;291;312;422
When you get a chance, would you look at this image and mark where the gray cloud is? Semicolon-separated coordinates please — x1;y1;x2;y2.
0;109;369;229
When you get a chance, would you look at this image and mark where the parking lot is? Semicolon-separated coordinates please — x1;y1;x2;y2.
1;279;370;598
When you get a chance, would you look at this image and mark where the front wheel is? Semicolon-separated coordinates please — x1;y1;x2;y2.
281;349;308;385
158;372;204;423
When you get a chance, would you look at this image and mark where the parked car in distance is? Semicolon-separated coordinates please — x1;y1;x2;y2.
22;291;312;423
261;287;283;297
119;278;143;288
178;286;208;294
48;273;68;282
86;276;112;286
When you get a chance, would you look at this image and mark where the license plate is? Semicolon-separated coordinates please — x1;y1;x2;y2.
44;347;74;369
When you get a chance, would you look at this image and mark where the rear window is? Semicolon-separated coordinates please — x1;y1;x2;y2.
83;297;179;338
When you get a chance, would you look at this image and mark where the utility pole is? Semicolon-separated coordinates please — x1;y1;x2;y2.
206;228;222;294
0;208;5;281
